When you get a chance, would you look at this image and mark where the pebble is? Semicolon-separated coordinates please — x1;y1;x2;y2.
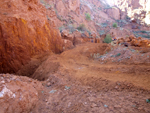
88;97;95;101
49;90;57;93
115;86;119;89
138;107;143;110
84;102;87;105
91;103;97;108
114;105;121;108
65;86;70;90
104;104;108;108
46;82;51;87
68;102;71;107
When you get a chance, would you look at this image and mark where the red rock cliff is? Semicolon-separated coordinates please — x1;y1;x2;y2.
0;0;63;73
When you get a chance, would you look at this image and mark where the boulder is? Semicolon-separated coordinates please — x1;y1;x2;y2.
106;7;120;20
0;74;41;113
61;30;74;42
73;30;85;45
118;38;125;44
81;31;90;42
81;31;89;38
63;39;74;51
74;37;84;45
90;33;97;38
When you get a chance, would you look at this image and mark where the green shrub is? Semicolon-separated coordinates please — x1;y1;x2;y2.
112;23;117;28
87;30;91;35
104;34;112;43
77;24;86;31
85;13;91;21
140;31;147;33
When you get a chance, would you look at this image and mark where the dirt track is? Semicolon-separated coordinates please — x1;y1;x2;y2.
27;43;150;113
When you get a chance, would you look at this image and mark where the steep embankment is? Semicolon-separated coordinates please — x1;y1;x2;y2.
0;0;63;73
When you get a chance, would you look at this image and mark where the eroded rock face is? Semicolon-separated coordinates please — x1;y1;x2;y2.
106;7;120;20
0;0;63;73
0;74;41;113
115;0;150;25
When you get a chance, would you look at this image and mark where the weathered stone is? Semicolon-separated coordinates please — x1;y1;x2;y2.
0;0;63;73
0;74;40;113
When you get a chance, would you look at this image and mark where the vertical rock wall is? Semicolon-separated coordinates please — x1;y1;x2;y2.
0;0;63;73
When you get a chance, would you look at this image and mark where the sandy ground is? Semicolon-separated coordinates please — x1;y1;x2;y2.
17;42;150;113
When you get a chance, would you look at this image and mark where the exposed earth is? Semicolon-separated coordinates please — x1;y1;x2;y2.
32;43;150;113
2;43;150;113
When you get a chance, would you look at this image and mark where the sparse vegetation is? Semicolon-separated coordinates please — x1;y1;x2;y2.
112;23;117;28
85;13;91;21
46;15;50;20
104;34;112;43
77;24;86;31
140;31;147;33
54;9;64;21
40;0;52;9
100;23;108;27
99;30;105;35
58;26;65;32
126;16;130;20
87;30;91;36
67;24;76;33
133;31;150;38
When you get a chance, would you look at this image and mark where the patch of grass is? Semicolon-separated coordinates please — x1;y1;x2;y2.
104;34;112;43
112;23;117;28
85;13;91;21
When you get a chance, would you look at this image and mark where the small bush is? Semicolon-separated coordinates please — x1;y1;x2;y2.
140;31;147;33
77;24;86;31
112;23;117;28
104;34;112;43
85;13;91;21
87;30;91;35
59;26;65;32
67;24;76;33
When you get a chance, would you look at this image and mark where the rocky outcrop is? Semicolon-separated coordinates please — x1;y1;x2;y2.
0;74;41;113
115;0;150;25
117;36;150;47
106;7;120;20
109;28;133;38
0;0;63;73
